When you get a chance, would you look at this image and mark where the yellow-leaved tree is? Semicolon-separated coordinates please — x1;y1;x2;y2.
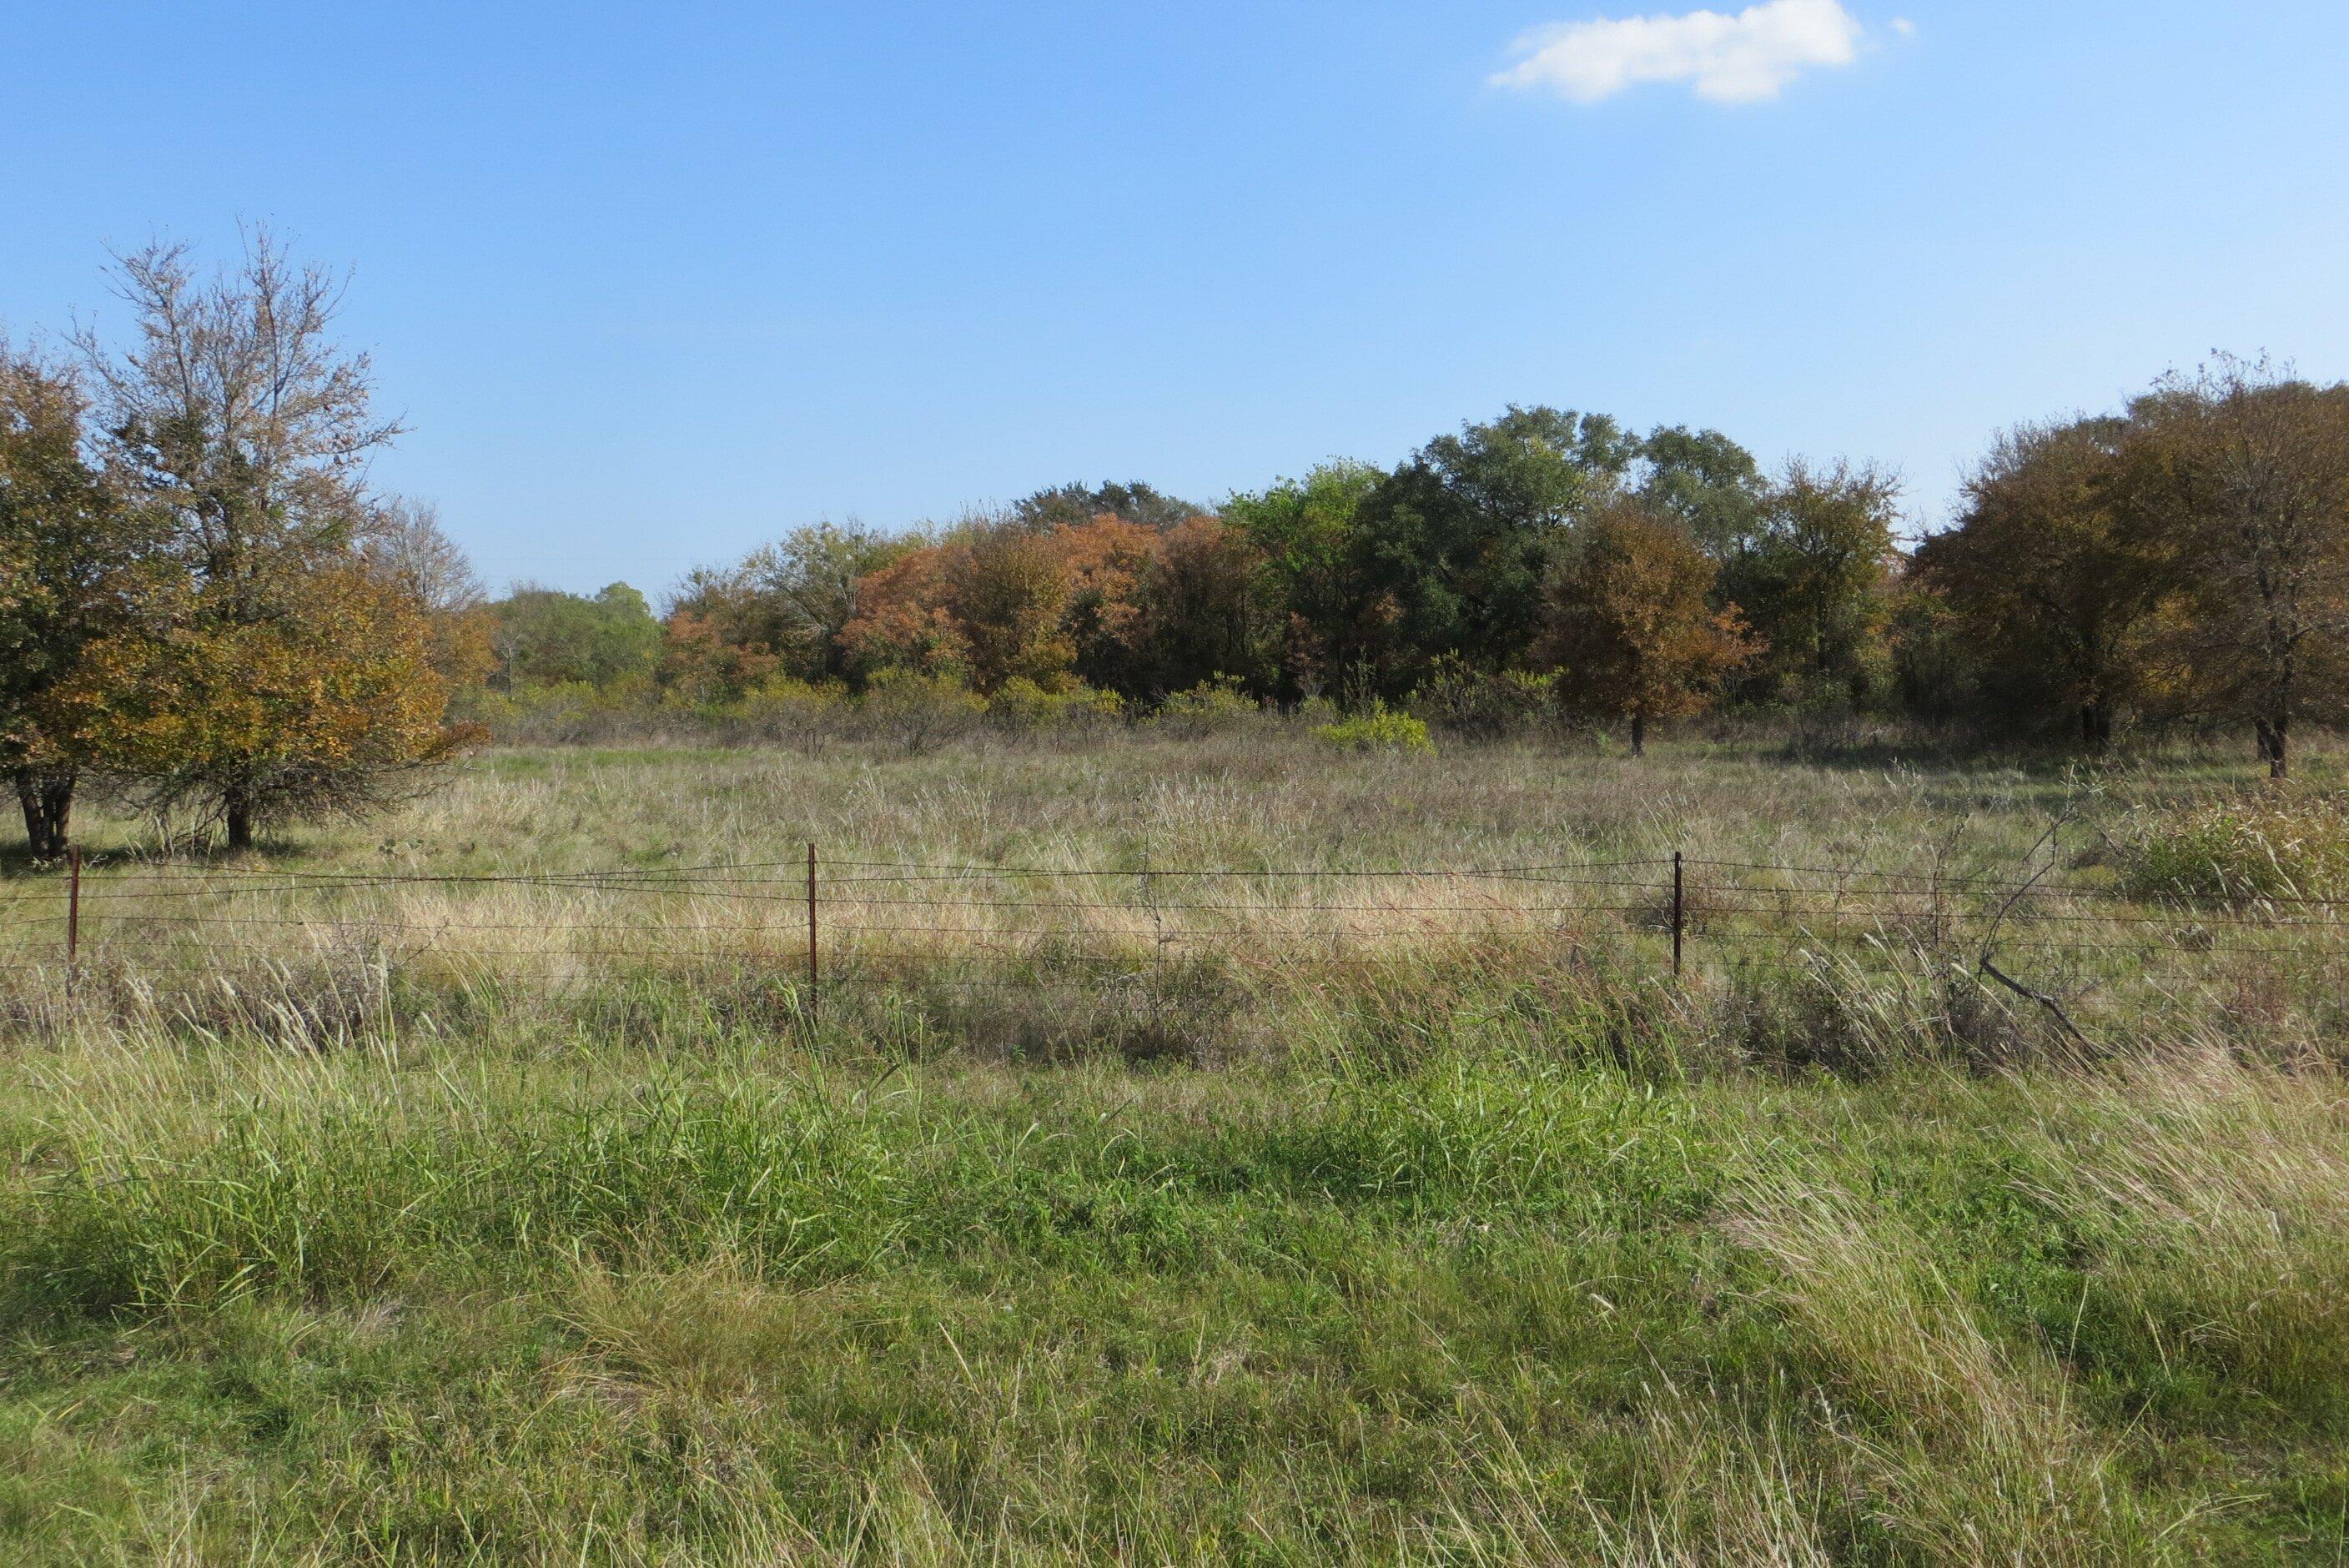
73;230;472;848
63;566;460;843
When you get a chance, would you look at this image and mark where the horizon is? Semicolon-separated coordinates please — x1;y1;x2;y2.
10;1;2348;596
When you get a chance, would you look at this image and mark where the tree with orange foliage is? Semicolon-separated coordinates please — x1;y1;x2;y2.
843;518;1140;694
1537;500;1758;754
1119;516;1270;695
663;521;908;700
841;541;969;681
1054;516;1157;690
839;511;1264;700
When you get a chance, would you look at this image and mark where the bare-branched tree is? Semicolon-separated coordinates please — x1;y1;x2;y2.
361;495;484;616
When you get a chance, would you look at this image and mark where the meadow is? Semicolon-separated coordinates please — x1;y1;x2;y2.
2;723;2346;1563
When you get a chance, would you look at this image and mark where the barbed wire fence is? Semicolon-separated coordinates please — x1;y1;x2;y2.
3;847;2344;1035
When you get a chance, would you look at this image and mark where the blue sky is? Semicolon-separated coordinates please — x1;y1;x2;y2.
8;1;2348;596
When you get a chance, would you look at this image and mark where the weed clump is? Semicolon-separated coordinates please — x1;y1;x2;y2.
2114;789;2349;903
1314;702;1436;755
1150;675;1262;738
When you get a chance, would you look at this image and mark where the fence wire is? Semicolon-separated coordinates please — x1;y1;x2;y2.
1;852;2344;1023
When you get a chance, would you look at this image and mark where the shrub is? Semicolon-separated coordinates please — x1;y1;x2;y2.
1313;701;1436;755
2113;792;2349;904
732;676;852;745
464;679;663;744
855;667;986;752
985;677;1124;736
1152;675;1261;737
1409;658;1557;741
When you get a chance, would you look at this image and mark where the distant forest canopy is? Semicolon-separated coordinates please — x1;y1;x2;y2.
6;230;2349;856
480;371;2349;777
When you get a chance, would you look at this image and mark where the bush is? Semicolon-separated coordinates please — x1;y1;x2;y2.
1152;675;1262;738
1410;659;1557;741
1314;701;1436;755
462;679;662;744
856;668;985;753
2114;792;2349;904
985;678;1125;737
731;676;852;745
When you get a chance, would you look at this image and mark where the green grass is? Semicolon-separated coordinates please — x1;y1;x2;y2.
0;730;2345;1561
6;1007;2348;1561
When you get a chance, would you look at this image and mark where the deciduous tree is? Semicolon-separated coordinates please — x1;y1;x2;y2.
362;496;494;687
0;339;163;857
1225;460;1383;696
1014;480;1198;532
663;520;909;700
82;565;460;842
74;230;453;848
2125;356;2349;777
1718;460;1899;705
1918;419;2175;745
1537;500;1758;754
943;525;1075;691
492;583;662;691
1353;406;1639;688
1119;516;1270;696
1636;425;1767;556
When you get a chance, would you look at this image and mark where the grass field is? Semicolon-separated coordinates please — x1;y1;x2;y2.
3;728;2347;1562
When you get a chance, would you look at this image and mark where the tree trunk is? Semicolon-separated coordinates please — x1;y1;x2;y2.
2251;717;2293;778
13;770;75;860
224;790;256;852
2080;701;2112;750
1629;711;1647;757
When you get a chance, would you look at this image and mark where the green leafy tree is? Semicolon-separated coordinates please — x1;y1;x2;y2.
1351;406;1640;689
1718;460;1899;706
1637;425;1767;555
493;583;663;691
1013;480;1200;532
1224;460;1382;696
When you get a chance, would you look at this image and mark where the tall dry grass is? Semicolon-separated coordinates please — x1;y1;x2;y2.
0;731;2343;1560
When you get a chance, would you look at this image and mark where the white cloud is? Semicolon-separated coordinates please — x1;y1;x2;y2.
1492;0;1867;105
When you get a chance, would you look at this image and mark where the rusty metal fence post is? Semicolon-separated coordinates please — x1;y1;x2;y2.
66;846;82;979
805;842;819;1018
1671;851;1684;977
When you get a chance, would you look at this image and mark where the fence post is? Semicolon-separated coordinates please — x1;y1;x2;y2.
805;842;819;1014
66;846;82;977
1671;851;1684;977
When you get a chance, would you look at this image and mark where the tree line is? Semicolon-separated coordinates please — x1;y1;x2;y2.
481;427;1902;754
481;363;2349;776
8;233;2348;859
